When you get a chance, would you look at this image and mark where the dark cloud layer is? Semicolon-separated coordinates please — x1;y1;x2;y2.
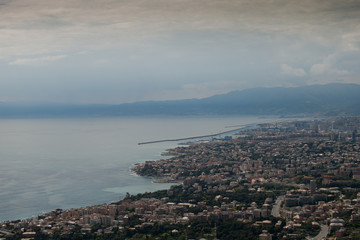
0;0;359;103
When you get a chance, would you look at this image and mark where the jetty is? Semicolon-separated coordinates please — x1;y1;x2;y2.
138;126;250;145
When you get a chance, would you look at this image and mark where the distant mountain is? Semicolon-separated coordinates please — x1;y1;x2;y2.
0;83;359;118
199;83;360;115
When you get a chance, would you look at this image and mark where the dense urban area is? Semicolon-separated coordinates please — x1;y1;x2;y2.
1;116;360;240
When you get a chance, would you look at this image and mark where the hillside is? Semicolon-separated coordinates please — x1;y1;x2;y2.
0;83;359;117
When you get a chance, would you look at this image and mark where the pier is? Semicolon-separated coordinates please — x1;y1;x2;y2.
138;126;250;145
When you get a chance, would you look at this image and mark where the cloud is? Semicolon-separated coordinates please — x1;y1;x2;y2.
341;32;360;52
281;64;306;77
1;0;359;59
310;62;348;76
310;49;350;76
308;31;360;82
0;0;360;103
9;55;67;65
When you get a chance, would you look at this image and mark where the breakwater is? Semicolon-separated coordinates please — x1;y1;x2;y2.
138;125;250;145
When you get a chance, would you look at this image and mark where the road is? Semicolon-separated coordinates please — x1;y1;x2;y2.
271;195;284;218
309;224;329;240
271;195;328;240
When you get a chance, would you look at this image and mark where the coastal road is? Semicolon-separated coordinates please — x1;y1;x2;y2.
271;195;284;218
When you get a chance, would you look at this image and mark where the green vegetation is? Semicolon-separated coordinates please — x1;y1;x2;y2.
127;184;274;207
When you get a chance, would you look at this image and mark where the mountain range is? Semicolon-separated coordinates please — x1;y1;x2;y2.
1;83;359;118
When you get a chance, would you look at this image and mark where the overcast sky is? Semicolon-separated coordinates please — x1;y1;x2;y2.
1;0;360;104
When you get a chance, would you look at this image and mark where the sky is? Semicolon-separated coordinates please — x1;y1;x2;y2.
0;0;360;104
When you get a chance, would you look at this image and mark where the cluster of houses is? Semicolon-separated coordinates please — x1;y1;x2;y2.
1;117;360;239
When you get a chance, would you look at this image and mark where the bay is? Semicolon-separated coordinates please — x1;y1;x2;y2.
0;116;278;222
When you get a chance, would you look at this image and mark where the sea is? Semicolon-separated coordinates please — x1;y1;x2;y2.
0;116;279;222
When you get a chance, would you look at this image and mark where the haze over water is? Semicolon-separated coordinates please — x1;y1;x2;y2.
0;116;278;222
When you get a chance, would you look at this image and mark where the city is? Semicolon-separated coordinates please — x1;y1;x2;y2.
1;117;360;239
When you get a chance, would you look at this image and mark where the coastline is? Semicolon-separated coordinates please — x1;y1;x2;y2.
2;116;360;239
0;116;281;223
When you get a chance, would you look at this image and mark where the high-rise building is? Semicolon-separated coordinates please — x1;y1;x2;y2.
310;180;316;195
353;129;357;143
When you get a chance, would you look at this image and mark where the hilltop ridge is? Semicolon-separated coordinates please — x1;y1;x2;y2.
0;83;359;117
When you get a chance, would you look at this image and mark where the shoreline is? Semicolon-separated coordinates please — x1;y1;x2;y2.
1;116;360;239
0;117;278;223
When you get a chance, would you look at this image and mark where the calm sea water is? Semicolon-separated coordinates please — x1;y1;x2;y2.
0;116;278;222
